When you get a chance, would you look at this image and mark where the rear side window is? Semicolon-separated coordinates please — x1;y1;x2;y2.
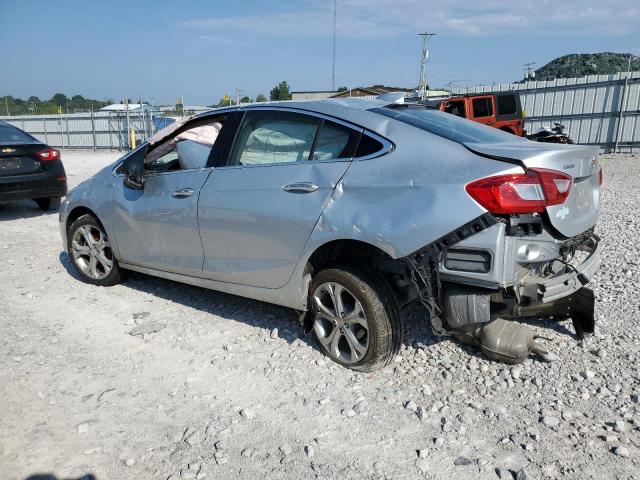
312;120;359;160
355;133;384;158
372;106;523;145
496;95;517;116
0;124;36;144
472;98;493;118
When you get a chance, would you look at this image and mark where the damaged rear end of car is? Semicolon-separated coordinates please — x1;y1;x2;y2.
369;105;602;363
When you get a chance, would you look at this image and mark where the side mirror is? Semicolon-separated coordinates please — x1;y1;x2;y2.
123;174;144;190
121;144;148;190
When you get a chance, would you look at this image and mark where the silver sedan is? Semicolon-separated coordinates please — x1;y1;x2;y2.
60;98;602;370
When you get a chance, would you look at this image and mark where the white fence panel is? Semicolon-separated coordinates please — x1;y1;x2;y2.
453;71;640;152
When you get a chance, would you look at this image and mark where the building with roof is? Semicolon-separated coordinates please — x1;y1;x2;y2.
291;91;339;101
291;85;418;102
100;103;160;113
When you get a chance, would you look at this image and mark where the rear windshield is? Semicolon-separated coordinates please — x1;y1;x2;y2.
371;106;521;145
0;123;37;144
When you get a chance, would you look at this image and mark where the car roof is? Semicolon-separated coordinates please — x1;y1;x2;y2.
231;98;395;134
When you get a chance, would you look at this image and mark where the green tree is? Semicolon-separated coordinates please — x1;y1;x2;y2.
51;93;67;107
337;86;348;92
269;81;292;101
27;95;41;103
255;94;267;103
240;96;252;104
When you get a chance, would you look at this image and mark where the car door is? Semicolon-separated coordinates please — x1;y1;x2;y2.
470;95;496;127
110;116;229;276
197;108;361;288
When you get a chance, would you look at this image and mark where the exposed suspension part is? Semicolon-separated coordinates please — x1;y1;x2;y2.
402;213;498;335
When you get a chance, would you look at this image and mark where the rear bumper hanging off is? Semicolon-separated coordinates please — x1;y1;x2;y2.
518;234;601;304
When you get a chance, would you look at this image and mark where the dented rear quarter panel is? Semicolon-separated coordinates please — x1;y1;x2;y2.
296;117;524;264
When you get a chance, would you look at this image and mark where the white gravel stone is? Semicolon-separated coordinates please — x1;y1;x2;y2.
613;446;630;458
240;408;255;419
541;416;560;428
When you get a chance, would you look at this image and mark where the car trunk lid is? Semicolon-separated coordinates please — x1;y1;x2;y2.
0;143;46;176
465;141;600;238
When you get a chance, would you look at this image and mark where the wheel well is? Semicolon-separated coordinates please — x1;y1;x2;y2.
306;240;413;305
66;206;103;234
500;126;515;134
307;240;391;271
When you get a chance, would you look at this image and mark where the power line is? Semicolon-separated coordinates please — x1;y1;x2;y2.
417;33;436;100
524;62;536;80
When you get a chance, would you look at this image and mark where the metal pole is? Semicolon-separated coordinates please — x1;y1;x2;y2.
614;58;632;153
60;113;65;149
331;0;336;91
65;115;71;149
43;115;49;145
417;33;436;100
91;110;97;151
125;98;130;149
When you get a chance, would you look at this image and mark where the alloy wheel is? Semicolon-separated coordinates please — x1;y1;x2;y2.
312;281;370;364
71;224;114;280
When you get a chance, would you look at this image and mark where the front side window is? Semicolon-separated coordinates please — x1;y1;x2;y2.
444;100;466;118
472;97;493;118
145;120;222;173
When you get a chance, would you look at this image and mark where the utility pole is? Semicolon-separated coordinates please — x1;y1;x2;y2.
124;97;131;149
614;55;633;153
524;62;536;80
417;32;436;101
236;88;240;106
4;97;9;116
331;0;337;91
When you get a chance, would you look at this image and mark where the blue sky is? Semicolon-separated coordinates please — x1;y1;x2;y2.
1;0;639;105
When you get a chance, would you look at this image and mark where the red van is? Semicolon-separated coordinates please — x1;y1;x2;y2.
437;92;525;136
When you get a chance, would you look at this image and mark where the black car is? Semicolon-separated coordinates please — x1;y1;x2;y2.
0;121;67;210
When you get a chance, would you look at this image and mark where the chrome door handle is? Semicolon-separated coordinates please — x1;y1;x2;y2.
172;188;194;198
282;182;318;193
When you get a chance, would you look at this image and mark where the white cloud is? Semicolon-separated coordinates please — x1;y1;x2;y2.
180;0;640;39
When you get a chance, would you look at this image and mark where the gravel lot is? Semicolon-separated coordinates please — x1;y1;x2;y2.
1;151;639;480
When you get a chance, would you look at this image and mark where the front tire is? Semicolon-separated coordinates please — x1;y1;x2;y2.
67;214;123;286
310;267;400;372
35;196;61;211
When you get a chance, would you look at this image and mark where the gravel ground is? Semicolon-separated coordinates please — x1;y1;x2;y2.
1;151;639;480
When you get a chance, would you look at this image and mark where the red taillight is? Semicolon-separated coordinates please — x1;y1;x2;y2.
36;148;61;161
465;168;573;214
